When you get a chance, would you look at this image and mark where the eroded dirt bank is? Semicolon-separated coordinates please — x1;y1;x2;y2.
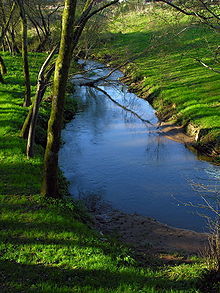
124;78;220;160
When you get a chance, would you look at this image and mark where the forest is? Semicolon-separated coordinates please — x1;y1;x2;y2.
0;0;220;292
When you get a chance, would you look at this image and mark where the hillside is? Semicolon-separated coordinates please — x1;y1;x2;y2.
93;5;220;159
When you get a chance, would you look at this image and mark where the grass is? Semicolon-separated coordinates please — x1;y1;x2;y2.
0;50;211;292
0;52;47;196
93;5;220;152
0;195;206;293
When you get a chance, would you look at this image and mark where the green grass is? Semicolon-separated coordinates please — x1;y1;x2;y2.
0;52;77;196
0;52;47;196
93;5;220;151
0;50;210;292
0;195;206;293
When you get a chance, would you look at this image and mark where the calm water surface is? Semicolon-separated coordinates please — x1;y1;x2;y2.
59;60;220;232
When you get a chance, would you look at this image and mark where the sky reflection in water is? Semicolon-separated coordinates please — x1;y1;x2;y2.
59;60;220;232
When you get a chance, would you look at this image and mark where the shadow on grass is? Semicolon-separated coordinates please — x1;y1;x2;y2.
0;257;199;293
0;259;198;293
0;198;202;293
0;158;42;196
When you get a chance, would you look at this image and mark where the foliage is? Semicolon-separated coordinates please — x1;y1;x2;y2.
0;52;210;293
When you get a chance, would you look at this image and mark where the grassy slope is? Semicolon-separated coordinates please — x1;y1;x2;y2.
93;5;220;153
0;52;46;196
0;53;207;292
0;195;206;293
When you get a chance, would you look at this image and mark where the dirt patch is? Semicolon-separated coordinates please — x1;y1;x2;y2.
85;196;209;256
95;210;208;255
157;121;195;145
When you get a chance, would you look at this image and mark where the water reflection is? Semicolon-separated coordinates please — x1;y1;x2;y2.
59;60;219;232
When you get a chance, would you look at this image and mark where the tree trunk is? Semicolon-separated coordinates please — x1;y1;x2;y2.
35;34;49;53
26;48;56;158
10;28;20;54
41;0;77;198
0;55;6;83
0;71;4;83
16;0;31;107
26;83;43;158
0;55;7;75
5;33;13;54
20;105;33;139
21;11;31;107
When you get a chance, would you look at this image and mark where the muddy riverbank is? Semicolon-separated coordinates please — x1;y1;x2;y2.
83;195;209;256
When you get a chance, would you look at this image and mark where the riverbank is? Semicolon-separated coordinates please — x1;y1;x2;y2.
83;195;209;256
92;5;220;161
1;194;208;293
0;53;217;292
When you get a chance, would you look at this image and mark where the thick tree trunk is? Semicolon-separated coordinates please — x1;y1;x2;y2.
41;0;77;198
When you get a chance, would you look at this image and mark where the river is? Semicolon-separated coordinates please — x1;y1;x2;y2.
59;60;220;232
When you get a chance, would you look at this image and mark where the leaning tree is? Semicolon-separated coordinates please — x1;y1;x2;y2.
41;0;119;198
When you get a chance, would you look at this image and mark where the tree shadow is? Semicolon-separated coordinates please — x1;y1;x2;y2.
0;198;202;292
0;259;199;293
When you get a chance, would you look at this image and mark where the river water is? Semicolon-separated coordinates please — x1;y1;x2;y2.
59;60;220;232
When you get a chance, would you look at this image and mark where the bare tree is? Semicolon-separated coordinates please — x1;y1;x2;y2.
25;0;62;52
26;46;57;159
0;1;17;82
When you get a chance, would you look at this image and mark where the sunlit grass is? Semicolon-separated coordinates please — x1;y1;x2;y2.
0;52;47;196
0;33;214;292
0;195;205;292
94;5;220;145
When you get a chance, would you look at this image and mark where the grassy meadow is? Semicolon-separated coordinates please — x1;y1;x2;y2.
0;51;212;292
94;5;220;153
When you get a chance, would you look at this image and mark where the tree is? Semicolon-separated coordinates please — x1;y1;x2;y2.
25;0;62;52
26;46;56;159
155;0;220;73
0;1;16;82
41;0;77;198
41;0;119;198
0;0;20;54
15;0;31;107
